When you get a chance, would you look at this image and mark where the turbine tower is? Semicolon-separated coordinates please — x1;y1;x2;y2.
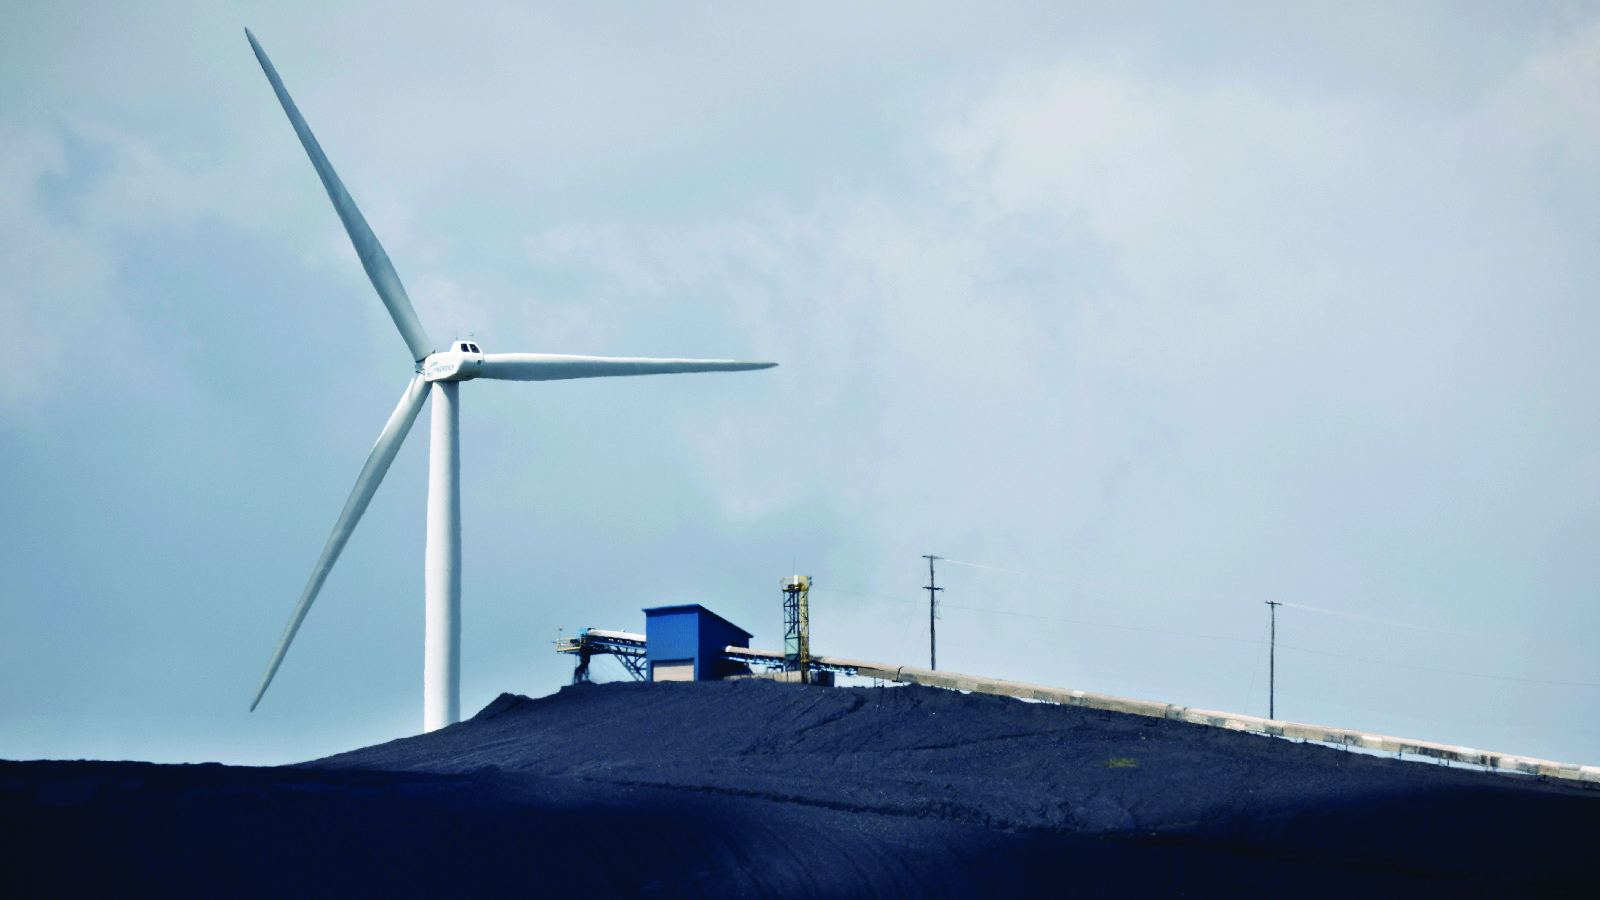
244;30;776;732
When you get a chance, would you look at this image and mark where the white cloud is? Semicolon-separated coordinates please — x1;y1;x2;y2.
0;126;132;408
5;0;1600;767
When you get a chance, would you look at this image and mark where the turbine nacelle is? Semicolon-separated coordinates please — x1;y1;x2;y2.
421;342;484;382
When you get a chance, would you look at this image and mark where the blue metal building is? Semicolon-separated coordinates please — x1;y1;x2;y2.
644;605;754;681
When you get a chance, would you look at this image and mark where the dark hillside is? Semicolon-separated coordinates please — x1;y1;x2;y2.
4;679;1596;897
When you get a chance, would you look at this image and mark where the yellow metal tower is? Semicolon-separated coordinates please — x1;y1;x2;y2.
782;575;811;684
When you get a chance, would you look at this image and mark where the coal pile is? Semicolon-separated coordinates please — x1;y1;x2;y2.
4;679;1597;897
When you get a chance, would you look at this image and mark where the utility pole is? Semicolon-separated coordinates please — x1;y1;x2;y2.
1266;600;1282;720
923;555;943;670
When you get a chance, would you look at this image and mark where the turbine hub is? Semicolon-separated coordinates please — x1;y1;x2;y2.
422;341;484;382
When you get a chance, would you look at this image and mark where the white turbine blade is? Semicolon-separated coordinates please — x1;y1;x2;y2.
251;374;430;711
245;29;434;364
476;353;777;382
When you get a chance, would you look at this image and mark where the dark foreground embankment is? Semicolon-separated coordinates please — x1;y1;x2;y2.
3;680;1597;897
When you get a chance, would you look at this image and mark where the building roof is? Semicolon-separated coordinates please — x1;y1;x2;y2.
642;604;754;639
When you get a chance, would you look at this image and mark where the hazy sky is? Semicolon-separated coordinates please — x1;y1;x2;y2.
3;1;1598;767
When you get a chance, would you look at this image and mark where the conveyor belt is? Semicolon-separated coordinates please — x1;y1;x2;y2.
721;645;1600;783
558;629;647;681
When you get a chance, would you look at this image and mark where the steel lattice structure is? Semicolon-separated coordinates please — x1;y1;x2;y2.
782;576;812;684
556;629;648;683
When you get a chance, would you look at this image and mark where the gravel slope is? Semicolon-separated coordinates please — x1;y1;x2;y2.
4;679;1596;897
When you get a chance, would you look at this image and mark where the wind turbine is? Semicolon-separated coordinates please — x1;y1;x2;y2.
244;30;776;732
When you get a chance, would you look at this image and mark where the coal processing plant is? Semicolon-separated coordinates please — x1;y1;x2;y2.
557;576;841;686
6;574;1597;897
556;577;1600;785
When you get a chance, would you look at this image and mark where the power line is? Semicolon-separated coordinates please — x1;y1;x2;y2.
807;586;1600;688
1277;601;1485;636
817;586;920;604
1243;617;1271;716
942;559;1486;636
943;558;1245;601
1280;644;1600;687
812;587;1258;644
944;601;1257;645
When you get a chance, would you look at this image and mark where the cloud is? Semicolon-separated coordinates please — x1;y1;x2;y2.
500;24;1600;640
4;0;1600;767
0;125;134;408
